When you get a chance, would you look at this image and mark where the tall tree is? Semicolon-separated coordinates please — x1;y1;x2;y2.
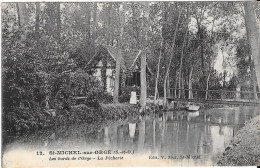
178;7;189;99
154;2;167;103
163;6;181;107
244;2;260;96
140;49;147;109
193;3;208;90
154;34;163;102
140;2;150;109
205;4;217;99
113;3;124;103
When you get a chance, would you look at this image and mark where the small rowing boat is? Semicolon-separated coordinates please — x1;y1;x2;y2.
186;103;200;111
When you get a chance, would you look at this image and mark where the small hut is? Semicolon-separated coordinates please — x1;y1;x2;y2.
86;45;153;95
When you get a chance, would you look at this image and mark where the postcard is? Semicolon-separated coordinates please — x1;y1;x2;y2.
2;1;260;167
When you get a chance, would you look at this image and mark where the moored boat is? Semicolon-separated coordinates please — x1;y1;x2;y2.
186;103;200;111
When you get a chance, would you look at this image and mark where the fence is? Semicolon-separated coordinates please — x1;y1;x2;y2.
168;88;260;101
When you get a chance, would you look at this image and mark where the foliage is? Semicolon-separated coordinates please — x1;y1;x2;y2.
3;107;55;134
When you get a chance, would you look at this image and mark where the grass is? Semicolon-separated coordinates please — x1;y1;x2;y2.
217;115;260;166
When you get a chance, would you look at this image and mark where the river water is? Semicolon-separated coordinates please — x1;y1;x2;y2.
3;106;260;166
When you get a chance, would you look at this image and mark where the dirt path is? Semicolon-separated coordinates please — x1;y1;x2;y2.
217;115;260;166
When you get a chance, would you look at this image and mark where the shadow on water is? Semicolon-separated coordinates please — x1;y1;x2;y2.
3;106;260;166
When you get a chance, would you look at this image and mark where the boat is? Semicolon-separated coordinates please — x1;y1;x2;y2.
186;103;200;111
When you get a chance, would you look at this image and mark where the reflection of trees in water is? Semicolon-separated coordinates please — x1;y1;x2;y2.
9;107;260;158
118;125;124;148
137;119;145;153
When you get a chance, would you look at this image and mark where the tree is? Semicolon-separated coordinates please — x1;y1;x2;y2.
113;3;124;103
140;49;147;109
163;5;181;107
205;4;217;99
178;7;190;99
244;2;260;99
154;2;166;103
193;3;208;88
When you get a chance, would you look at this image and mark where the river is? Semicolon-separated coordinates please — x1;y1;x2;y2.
3;106;260;166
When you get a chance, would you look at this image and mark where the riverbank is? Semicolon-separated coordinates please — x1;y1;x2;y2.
217;115;260;166
2;103;140;147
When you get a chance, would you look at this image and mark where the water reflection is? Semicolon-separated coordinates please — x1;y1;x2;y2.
4;106;260;166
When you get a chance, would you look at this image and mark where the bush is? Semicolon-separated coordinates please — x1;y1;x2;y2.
4;106;55;134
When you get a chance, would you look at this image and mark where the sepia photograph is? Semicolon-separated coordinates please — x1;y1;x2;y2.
1;1;260;167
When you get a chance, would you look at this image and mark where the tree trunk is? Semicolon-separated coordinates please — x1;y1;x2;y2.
101;58;108;92
16;3;21;26
174;72;178;98
35;3;40;40
56;3;61;42
85;3;91;42
45;3;57;37
35;2;45;71
249;55;258;99
167;75;170;97
163;9;181;107
178;8;189;99
154;39;163;103
113;49;122;103
113;3;124;103
102;4;112;93
17;3;29;26
178;28;188;98
155;4;167;103
196;22;206;90
140;51;147;109
181;72;184;98
92;3;98;40
244;2;260;93
205;69;211;99
188;66;193;99
106;4;112;45
140;2;150;109
205;9;216;100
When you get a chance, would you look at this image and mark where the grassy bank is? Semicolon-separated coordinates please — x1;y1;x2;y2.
217;115;260;166
3;103;140;146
